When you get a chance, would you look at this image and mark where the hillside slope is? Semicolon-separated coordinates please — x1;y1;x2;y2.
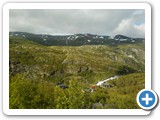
9;36;145;109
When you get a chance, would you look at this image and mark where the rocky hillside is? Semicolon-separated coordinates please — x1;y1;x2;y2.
9;35;145;109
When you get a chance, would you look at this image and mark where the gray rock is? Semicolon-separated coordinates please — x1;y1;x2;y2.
92;103;103;109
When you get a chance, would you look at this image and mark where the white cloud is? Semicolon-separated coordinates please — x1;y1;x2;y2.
113;18;145;38
9;9;145;38
112;10;145;38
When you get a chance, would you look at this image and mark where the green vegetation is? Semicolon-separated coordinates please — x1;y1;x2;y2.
9;36;145;109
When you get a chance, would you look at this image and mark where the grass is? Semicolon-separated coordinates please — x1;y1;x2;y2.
9;36;145;109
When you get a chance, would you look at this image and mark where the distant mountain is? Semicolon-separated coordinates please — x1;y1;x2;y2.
9;32;145;46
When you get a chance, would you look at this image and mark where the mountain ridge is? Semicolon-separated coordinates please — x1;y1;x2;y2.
9;31;145;46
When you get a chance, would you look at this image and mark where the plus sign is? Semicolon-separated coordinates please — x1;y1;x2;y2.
142;93;153;105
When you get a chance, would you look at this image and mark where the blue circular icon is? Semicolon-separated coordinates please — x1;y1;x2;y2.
137;89;158;110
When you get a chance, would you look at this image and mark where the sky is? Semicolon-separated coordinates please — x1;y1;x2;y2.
9;9;145;38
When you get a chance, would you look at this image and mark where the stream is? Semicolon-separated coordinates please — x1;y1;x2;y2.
96;76;119;86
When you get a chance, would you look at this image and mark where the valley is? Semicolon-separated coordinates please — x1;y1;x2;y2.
9;33;145;109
